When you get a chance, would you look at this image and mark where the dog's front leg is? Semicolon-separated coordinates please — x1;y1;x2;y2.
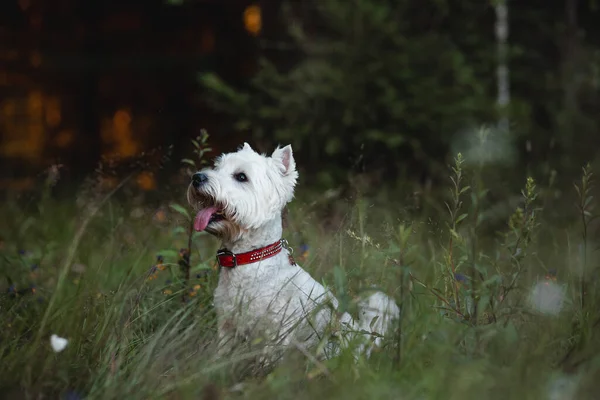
215;317;237;358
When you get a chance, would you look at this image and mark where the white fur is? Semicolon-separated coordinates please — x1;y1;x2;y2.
188;143;399;362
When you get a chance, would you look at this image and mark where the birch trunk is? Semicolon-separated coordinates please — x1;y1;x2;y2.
495;0;509;134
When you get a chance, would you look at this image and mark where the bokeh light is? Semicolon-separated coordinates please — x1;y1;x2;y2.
243;5;262;36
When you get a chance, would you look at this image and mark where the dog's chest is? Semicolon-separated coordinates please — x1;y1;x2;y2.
213;258;333;337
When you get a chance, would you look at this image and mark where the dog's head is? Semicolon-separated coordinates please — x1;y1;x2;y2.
187;143;298;240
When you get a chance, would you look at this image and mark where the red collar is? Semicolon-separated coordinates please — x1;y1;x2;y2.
216;239;292;268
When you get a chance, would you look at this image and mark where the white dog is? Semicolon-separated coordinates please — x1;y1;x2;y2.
187;143;399;363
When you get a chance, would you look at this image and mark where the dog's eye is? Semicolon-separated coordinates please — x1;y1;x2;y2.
234;172;248;182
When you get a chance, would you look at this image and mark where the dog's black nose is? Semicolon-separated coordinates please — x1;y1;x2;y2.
192;172;208;188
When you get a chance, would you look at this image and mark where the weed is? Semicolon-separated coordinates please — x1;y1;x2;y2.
0;132;599;399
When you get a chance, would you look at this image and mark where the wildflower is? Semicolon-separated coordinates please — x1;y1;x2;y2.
166;279;172;285
7;284;19;298
71;263;87;274
187;283;202;297
163;289;173;295
153;208;167;223
528;278;566;316
508;207;525;231
454;273;468;283
545;269;558;282
30;285;36;294
50;334;68;352
147;264;161;281
299;243;310;262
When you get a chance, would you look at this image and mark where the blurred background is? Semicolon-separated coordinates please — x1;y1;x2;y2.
0;0;599;197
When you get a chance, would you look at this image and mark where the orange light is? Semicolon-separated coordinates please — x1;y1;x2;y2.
0;92;47;161
153;209;167;223
2;123;44;159
55;130;74;148
113;109;132;127
27;91;43;117
1;100;16;117
101;108;139;158
136;171;157;191
243;5;262;36
45;96;61;126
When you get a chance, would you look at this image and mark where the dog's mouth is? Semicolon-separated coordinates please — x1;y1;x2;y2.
193;202;227;232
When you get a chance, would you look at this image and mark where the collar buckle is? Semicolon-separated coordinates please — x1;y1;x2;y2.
216;249;237;268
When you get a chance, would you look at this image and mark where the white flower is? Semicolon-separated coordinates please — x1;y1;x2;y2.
528;280;566;316
50;334;69;352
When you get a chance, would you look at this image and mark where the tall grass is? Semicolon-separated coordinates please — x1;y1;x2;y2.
1;138;599;399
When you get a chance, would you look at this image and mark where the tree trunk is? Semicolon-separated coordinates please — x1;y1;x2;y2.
495;0;510;133
563;0;579;114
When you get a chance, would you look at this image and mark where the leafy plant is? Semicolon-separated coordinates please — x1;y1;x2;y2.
199;0;494;184
166;130;213;303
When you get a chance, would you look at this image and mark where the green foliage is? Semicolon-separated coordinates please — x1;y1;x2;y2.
200;0;495;182
1;134;600;398
181;129;212;170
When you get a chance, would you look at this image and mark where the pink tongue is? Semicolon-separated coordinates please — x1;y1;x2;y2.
194;206;219;231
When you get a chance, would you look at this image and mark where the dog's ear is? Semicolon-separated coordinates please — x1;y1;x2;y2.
271;145;296;176
240;142;253;152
